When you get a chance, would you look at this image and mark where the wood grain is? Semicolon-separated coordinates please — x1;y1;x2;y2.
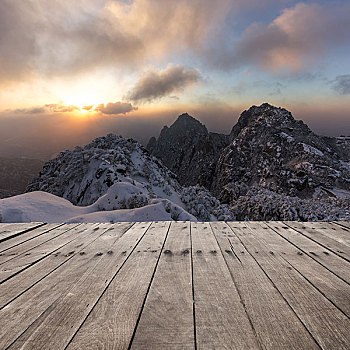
0;223;45;243
131;221;195;350
267;221;350;284
68;221;170;350
336;222;350;230
0;222;133;349
0;223;85;283
228;222;350;349
0;224;79;265
0;223;63;253
261;221;350;317
285;221;350;258
7;222;149;350
1;221;349;349
192;222;259;350
211;221;319;349
0;223;111;308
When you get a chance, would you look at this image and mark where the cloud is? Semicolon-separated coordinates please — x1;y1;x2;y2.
0;0;38;85
45;104;80;113
12;107;47;114
5;104;81;114
332;75;350;95
94;102;137;115
128;65;201;103
209;2;350;73
0;0;231;84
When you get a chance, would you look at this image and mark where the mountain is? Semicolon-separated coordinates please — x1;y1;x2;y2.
212;103;350;202
147;113;229;188
147;104;349;221
2;105;349;223
19;134;233;223
0;157;44;199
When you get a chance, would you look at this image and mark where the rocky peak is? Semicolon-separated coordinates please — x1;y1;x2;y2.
147;113;229;187
230;103;302;139
212;104;350;202
162;113;208;138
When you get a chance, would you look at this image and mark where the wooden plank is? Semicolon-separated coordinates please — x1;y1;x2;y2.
228;222;350;349
0;223;63;253
266;222;350;284
336;221;350;229
0;222;134;349
0;224;80;265
323;222;350;246
67;221;170;350
191;222;259;349
284;221;350;261
0;223;84;283
0;223;45;243
293;221;350;247
210;221;319;349
130;221;195;349
260;222;350;317
7;222;151;350
0;223;113;309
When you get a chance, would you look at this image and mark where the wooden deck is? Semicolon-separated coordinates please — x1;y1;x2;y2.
0;221;349;349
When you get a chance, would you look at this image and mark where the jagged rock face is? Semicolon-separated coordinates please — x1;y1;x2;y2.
147;113;230;188
212;103;350;203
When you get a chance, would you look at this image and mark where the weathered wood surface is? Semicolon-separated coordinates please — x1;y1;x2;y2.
211;221;319;349
0;223;45;243
0;221;349;349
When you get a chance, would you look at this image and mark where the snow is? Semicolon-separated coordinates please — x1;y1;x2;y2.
340;161;350;172
231;186;350;221
0;190;197;223
326;188;350;199
300;142;324;157
0;192;84;223
280;132;294;143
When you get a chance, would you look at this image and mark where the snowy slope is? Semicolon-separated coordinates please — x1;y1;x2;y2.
0;186;197;223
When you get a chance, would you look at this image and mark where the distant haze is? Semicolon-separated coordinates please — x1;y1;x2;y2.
0;104;348;161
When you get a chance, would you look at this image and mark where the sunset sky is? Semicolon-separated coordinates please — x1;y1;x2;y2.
1;0;349;159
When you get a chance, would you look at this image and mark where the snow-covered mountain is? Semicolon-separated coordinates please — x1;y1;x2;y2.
147;104;350;221
1;104;349;223
2;134;232;223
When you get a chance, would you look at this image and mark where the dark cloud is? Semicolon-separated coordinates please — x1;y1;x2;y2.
82;105;94;111
207;2;350;73
94;102;137;115
128;65;201;103
332;75;350;95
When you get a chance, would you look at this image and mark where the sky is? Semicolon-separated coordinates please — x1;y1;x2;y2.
0;0;349;159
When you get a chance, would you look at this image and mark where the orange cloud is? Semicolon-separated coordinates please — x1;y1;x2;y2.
94;102;137;115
